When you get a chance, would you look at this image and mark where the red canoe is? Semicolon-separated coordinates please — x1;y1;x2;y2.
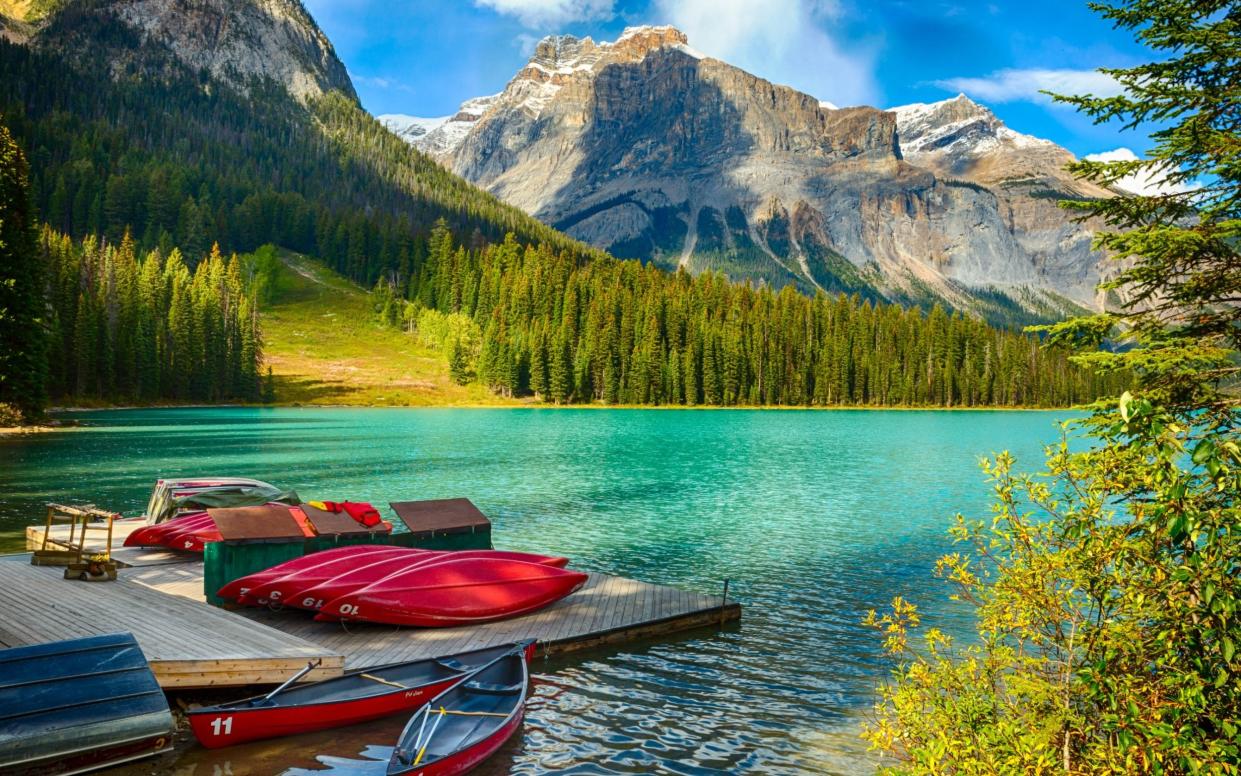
282;551;449;612
387;644;531;774
216;545;400;602
158;517;220;550
123;511;210;547
319;557;589;627
243;547;426;606
289;550;569;614
188;641;535;749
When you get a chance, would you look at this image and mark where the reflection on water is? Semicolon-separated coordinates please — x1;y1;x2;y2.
2;408;1069;774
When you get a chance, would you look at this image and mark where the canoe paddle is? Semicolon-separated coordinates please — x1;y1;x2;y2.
258;658;323;705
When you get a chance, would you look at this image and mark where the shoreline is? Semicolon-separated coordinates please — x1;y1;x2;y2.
43;402;1080;414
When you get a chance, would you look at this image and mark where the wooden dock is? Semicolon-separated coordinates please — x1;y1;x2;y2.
14;522;741;688
0;560;342;688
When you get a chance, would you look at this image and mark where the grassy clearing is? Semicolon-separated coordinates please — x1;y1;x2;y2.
261;254;519;407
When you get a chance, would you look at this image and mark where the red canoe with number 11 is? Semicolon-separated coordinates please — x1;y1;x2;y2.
187;641;536;749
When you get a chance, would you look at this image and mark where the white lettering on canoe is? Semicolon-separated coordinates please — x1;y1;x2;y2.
209;716;234;736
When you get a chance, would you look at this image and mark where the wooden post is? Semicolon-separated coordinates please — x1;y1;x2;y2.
719;579;730;626
104;512;116;562
41;505;52;551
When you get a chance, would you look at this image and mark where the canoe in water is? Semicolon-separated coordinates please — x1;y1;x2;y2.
188;641;535;749
319;557;588;627
387;644;530;775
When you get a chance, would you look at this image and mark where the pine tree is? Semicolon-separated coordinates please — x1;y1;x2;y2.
0;123;46;421
448;337;470;386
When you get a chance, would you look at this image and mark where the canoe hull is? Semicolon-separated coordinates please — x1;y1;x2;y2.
6;730;172;776
0;633;174;776
393;708;524;776
216;545;396;602
320;558;588;627
387;647;530;775
188;641;535;750
291;550;569;613
244;548;423;606
188;677;460;749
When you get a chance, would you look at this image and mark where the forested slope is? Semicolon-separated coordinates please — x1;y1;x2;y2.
0;1;1123;412
0;11;604;291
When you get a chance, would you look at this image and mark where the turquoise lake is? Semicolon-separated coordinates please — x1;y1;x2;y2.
0;408;1073;774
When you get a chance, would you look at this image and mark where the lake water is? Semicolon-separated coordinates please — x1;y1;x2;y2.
0;408;1071;774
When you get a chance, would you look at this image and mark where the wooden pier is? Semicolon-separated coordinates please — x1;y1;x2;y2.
12;522;741;688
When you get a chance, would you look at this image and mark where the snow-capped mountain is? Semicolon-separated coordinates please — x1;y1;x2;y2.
385;26;1109;318
891;94;1106;195
388;95;501;158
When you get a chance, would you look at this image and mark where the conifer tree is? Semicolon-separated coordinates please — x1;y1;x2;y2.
0;124;46;421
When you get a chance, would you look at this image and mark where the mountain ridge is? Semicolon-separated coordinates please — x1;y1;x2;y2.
393;26;1110;322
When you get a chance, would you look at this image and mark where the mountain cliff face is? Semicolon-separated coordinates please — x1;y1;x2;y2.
402;26;1107;319
25;0;355;102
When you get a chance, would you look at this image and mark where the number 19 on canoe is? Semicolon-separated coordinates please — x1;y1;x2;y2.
209;717;233;736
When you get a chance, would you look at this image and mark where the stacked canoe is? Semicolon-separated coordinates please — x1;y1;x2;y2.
123;509;221;553
124;502;392;554
219;545;588;627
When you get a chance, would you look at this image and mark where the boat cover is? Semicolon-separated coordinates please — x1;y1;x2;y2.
149;483;299;524
0;632;174;772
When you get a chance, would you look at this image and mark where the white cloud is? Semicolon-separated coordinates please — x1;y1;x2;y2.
1084;148;1194;197
933;68;1124;104
653;0;879;107
474;0;614;28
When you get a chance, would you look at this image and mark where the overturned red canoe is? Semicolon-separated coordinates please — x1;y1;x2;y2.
244;547;426;606
284;552;449;612
289;550;569;614
124;511;210;547
217;545;398;602
319;557;589;627
174;526;223;553
159;516;220;548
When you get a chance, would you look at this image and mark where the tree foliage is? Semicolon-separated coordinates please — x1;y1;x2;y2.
395;225;1122;407
864;2;1240;772
0;121;46;421
40;229;263;403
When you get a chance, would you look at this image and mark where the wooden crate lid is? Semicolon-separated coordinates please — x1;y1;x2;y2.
301;504;387;537
388;498;491;535
208;505;305;541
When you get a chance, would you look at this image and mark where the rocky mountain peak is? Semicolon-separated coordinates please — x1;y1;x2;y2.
612;24;691;55
892;94;1006;157
28;0;356;103
385;29;1111;318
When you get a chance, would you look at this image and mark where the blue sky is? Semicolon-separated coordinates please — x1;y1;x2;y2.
303;0;1159;159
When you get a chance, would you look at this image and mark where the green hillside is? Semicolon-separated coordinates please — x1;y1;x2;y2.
262;252;513;407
